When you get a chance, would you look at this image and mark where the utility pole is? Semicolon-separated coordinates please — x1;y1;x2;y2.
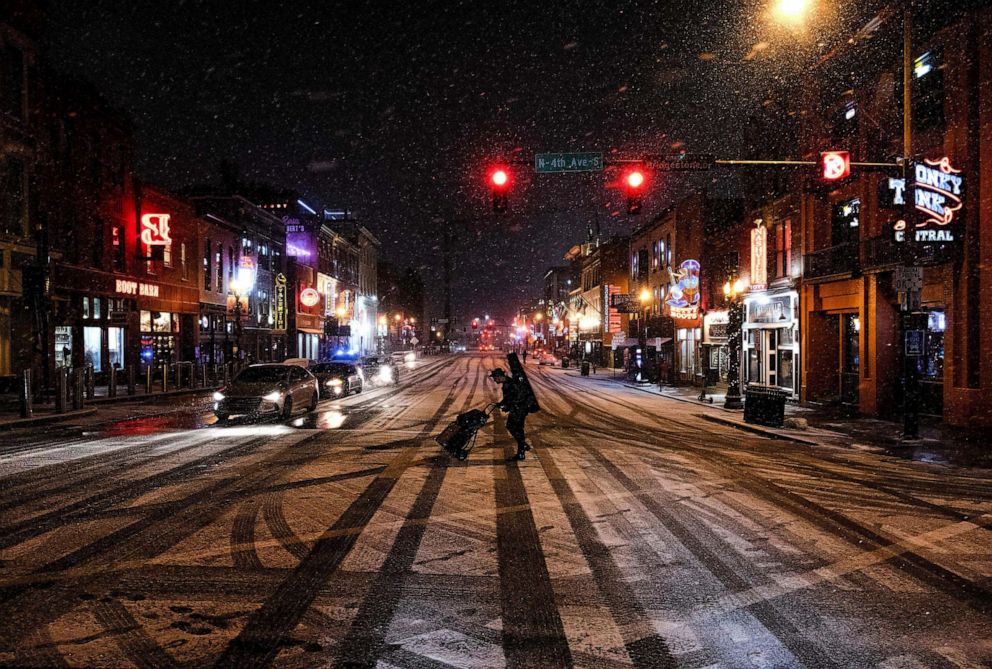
442;225;452;343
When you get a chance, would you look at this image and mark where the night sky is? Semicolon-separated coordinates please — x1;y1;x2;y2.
42;0;886;320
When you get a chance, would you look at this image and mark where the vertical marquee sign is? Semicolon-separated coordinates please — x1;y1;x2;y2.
274;273;287;330
887;157;965;244
750;220;767;291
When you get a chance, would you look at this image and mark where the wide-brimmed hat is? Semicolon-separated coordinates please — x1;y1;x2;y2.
489;367;507;379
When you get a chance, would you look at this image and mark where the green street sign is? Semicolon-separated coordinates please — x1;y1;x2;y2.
534;152;604;173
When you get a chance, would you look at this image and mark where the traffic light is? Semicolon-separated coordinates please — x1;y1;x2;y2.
625;169;645;215
490;167;510;214
820;151;850;181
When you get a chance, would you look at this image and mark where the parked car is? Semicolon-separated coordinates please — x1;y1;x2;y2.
311;361;364;397
213;363;319;421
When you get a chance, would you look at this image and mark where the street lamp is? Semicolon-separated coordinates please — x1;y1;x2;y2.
229;278;245;364
772;0;811;23
723;278;747;409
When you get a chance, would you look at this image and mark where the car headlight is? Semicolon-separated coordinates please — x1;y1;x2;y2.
262;390;282;402
404;352;415;362
326;378;343;387
378;366;394;382
213;391;225;402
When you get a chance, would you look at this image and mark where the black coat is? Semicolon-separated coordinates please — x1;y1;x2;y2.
499;377;530;414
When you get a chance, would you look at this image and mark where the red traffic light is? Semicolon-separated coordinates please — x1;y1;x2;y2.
820;151;850;181
626;170;645;189
491;169;508;187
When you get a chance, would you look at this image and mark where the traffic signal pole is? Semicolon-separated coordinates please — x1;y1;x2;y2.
900;0;921;441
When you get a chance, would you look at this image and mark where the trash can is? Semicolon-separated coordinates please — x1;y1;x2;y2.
561;358;570;369
580;361;590;376
744;386;788;427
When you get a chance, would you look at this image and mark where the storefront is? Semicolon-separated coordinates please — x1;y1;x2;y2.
702;310;729;382
918;308;945;417
743;290;799;398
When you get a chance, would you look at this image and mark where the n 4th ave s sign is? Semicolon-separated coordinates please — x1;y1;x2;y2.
534;152;603;173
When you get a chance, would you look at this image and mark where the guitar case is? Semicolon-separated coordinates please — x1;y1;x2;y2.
506;352;540;413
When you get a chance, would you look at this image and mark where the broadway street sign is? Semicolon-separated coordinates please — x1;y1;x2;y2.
534;152;604;173
650;153;715;171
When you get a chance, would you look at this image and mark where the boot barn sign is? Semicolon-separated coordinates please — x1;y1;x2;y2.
884;157;965;243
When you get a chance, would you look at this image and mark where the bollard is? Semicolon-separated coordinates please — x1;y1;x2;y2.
223;363;231;386
19;369;32;418
145;365;153;394
55;367;67;413
161;364;169;393
200;363;208;388
109;364;118;398
127;365;136;396
174;363;182;389
72;369;84;410
85;365;95;400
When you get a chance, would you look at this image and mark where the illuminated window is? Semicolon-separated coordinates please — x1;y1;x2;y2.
180;242;187;280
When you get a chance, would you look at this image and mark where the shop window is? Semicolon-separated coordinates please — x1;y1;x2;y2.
140;310;152;332
56;326;72;368
922;310;945;381
108;327;124;369
1;157;26;237
83;326;102;371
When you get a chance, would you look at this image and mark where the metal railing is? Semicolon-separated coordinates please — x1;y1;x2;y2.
861;236;908;271
803;242;859;280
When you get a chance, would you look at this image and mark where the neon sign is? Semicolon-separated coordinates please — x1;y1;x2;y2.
116;279;159;297
750;220;767;291
300;287;320;308
888;157;965;243
140;213;172;246
666;259;701;321
274;274;287;329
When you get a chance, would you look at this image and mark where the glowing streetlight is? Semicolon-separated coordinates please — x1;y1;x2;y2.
394;314;402;322
639;288;651;303
772;0;812;24
534;313;543;321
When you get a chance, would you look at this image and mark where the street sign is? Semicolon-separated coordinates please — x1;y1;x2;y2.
410;337;419;346
893;266;923;293
609;293;639;313
534;152;604;173
650;153;714;172
905;330;925;356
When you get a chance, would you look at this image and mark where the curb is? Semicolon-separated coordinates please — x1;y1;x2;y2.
624;383;745;414
694;413;819;445
0;407;98;431
79;386;218;406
